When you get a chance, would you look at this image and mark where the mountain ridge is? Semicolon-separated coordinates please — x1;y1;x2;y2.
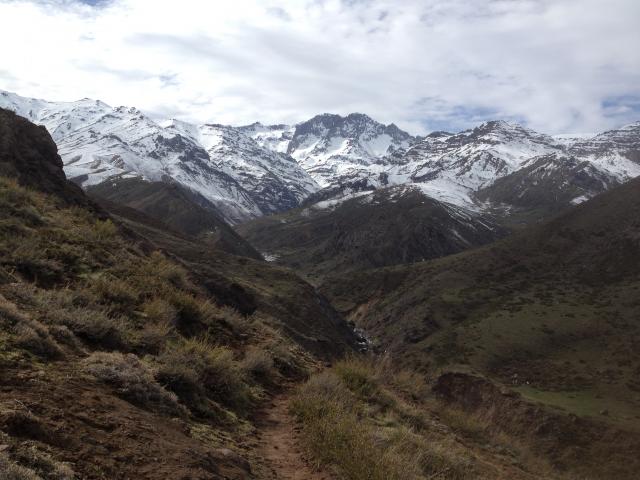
2;89;639;228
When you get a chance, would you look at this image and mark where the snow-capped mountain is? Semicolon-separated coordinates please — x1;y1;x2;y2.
0;90;318;224
292;118;640;213
166;120;318;217
244;113;415;188
568;122;640;182
2;89;639;226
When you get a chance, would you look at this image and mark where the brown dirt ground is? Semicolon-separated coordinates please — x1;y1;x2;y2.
0;361;252;480
254;393;334;480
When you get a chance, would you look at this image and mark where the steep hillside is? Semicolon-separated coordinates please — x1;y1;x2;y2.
87;177;262;259
0;108;90;208
0;108;358;479
475;153;622;225
237;185;506;280
321;177;640;477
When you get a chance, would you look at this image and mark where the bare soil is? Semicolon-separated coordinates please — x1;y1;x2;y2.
254;393;334;480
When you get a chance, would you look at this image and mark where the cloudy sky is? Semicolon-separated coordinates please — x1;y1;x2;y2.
0;0;639;134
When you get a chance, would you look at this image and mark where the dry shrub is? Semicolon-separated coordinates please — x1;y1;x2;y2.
241;347;275;381
47;325;84;352
131;321;173;355
136;251;190;291
156;339;253;415
83;352;185;416
90;219;118;242
89;275;138;313
0;295;28;326
334;356;381;399
292;366;474;480
387;369;430;402
12;318;63;359
292;372;399;480
0;453;41;480
48;307;127;351
166;291;206;336
12;446;74;480
437;405;492;443
219;306;250;335
141;298;177;324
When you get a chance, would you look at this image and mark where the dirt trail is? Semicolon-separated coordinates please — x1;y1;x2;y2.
255;393;334;480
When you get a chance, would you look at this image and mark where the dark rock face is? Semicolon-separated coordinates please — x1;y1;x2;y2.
0;108;88;206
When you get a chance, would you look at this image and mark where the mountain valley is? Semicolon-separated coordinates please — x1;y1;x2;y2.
1;90;640;480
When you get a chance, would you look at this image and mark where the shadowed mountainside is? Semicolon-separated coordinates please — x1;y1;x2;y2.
237;186;507;281
87;177;262;260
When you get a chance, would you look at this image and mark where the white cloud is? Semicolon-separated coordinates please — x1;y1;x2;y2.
0;0;638;134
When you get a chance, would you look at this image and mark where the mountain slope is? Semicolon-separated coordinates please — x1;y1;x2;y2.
320;178;640;477
86;177;262;259
4;89;639;228
475;153;622;225
322;176;640;413
0;108;90;208
237;185;507;280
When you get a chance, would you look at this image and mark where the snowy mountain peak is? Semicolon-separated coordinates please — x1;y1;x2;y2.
0;90;318;224
1;89;639;225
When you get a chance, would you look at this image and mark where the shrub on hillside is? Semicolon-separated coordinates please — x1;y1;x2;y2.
12;446;75;480
13;318;64;359
0;453;41;480
48;307;127;351
156;339;253;415
83;352;185;416
241;347;275;382
292;364;473;480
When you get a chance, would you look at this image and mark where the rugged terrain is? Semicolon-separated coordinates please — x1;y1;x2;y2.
0;90;318;224
3;90;640;233
2;99;640;479
237;185;507;280
320;175;640;478
0;107;358;478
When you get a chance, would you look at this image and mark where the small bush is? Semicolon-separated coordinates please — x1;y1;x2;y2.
0;295;29;327
141;298;177;324
90;219;118;242
12;319;63;359
48;307;127;350
241;347;275;381
167;291;206;336
89;276;138;313
334;357;380;399
131;322;173;355
0;453;41;480
83;352;185;416
219;306;250;335
156;339;253;415
292;367;474;480
292;373;398;480
47;325;84;352
12;446;74;480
